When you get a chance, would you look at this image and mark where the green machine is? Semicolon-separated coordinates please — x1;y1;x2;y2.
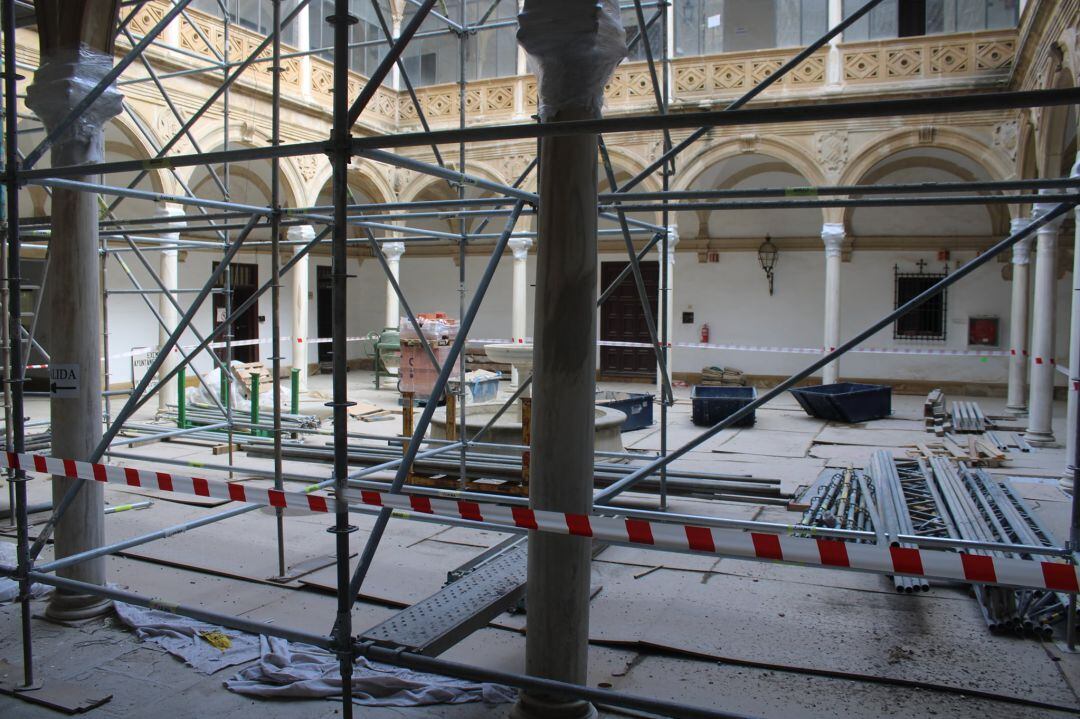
374;327;401;389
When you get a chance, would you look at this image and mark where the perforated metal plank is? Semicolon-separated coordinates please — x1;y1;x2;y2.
360;542;528;656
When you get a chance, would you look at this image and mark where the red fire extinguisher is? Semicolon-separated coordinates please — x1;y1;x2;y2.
700;323;709;343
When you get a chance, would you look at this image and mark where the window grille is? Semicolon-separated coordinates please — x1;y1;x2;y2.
893;264;947;341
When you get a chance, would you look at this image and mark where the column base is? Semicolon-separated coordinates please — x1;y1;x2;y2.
510;692;597;719
45;591;112;622
1006;403;1028;414
1061;466;1076;494
1024;430;1056;447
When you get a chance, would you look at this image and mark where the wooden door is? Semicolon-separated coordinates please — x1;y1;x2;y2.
599;260;658;379
316;265;333;365
212;261;259;364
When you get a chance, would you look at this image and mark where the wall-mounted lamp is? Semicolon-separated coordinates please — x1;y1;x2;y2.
757;235;778;295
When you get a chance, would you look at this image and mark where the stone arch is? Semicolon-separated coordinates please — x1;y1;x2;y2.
182;135;305;212
1036;60;1077;180
672;136;828;240
675;135;828;193
842;135;1010;238
839;126;1012;189
104;112;169;195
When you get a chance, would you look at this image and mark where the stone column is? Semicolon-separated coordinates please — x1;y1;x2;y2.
826;0;844;85
155;203;184;412
821;223;844;385
1007;217;1032;412
508;235;532;388
1064;159;1080;490
297;0;313;97
657;226;678;392
1026;200;1064;445
26;49;122;620
513;3;626;718
288;225;314;390
383;241;405;330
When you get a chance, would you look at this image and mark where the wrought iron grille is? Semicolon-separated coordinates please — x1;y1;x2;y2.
893;265;947;341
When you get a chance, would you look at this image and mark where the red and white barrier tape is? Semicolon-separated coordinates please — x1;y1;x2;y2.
3;451;1077;594
26;334;1013;371
471;338;1012;359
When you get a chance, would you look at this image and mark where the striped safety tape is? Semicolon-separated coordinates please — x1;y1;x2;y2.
470;338;1012;359
2;451;1077;594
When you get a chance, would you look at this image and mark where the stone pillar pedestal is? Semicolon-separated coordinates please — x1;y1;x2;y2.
821;223;844;385
287;225;315;390
27;48;123;620
1026;200;1064;445
1007;218;1032;412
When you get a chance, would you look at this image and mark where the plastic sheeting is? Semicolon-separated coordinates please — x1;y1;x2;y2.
227;635;517;707
114;599;515;707
517;0;627;120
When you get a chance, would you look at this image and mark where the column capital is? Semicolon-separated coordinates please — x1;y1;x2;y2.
665;225;680;247
382;241;406;261
1010;218;1033;264
25;47;123;165
508;235;533;260
517;0;627;120
821;222;845;258
287;224;318;244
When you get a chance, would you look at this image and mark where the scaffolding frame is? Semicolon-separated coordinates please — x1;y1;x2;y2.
1;1;1079;717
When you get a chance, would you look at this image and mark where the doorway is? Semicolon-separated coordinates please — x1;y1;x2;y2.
316;265;333;367
212;261;259;364
599;260;659;379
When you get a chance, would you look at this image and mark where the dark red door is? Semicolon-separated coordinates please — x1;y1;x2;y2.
599;260;658;378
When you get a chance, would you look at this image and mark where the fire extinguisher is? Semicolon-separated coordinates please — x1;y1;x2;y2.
700;323;710;343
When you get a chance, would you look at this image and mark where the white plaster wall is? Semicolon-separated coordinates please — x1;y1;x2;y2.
101;243;1073;389
671;248;1072;386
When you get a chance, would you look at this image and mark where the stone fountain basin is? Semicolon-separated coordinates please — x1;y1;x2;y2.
430;402;626;457
484;343;533;369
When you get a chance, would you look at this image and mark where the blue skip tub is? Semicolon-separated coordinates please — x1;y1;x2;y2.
690;385;757;427
789;382;892;423
596;391;654;432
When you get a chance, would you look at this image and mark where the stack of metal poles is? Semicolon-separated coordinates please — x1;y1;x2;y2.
799;467;865;531
869;450;929;593
928;456;1019;632
963;467;1067;636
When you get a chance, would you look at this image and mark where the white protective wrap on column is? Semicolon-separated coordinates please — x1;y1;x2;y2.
1064;157;1080;490
155;203;185;411
382;241;406;330
287;225;315;389
1026;198;1064;445
1007;217;1033;411
518;0;626;121
821;223;844;385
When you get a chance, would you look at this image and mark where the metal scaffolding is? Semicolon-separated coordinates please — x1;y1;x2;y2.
1;0;1080;717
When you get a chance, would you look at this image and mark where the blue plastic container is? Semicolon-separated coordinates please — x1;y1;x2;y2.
596;391;654;432
789;382;891;423
690;385;757;427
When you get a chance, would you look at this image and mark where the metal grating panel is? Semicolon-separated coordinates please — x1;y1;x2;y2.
360;542;528;657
